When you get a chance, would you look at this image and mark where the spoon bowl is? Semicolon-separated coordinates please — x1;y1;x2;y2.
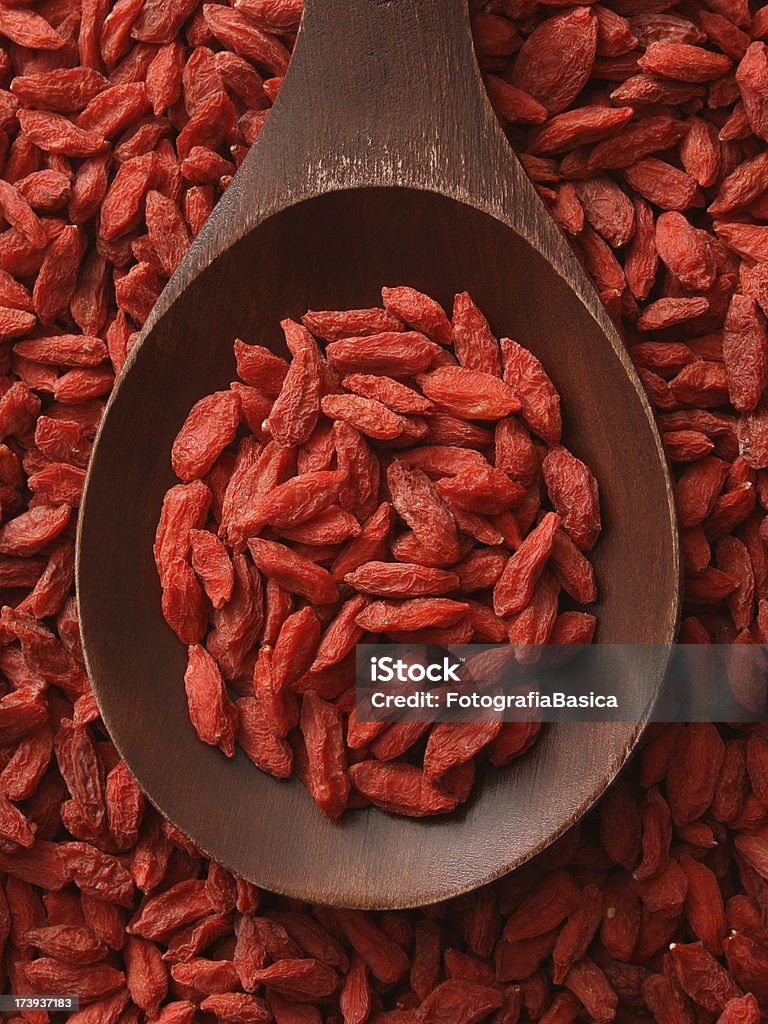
77;0;680;909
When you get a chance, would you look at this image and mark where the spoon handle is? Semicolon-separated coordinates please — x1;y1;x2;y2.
264;0;513;194
184;0;613;355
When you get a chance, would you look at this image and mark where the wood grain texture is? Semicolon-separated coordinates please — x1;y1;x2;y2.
76;0;681;909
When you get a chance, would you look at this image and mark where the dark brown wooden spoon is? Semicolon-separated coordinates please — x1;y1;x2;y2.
77;0;680;909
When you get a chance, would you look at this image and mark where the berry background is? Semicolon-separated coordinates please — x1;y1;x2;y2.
0;0;767;1021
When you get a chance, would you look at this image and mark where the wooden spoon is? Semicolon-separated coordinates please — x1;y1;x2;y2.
77;0;680;909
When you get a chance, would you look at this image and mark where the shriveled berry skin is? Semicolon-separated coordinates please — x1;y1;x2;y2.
387;460;461;564
189;529;234;609
511;6;598;114
343;373;434;414
494;512;561;616
417;366;521;420
161;558;206;644
639;41;733;83
436;465;526;514
265;345;321;447
321;393;407;440
655;211;717;291
501;337;562;445
247;538;339;605
381;285;453;344
302;307;404;342
247;469;347;531
326;331;440;375
723;296;768;413
348;761;458;817
154;481;211;584
183;644;237;757
299;692;349;822
237;696;293;779
344;562;458;597
542;447;601;551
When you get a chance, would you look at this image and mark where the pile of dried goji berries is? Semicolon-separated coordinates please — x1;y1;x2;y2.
0;0;767;1018
156;290;600;819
